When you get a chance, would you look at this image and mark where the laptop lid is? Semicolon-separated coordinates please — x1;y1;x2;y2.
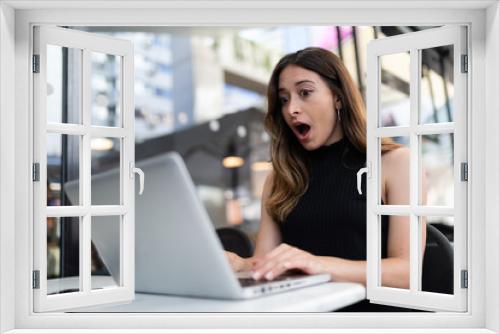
65;152;244;299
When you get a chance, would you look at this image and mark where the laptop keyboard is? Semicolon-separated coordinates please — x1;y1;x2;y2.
238;273;306;287
238;278;264;287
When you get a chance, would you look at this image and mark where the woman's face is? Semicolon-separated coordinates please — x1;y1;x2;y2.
278;64;343;151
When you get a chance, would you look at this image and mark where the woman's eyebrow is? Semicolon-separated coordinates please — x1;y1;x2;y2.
295;79;315;86
279;80;316;92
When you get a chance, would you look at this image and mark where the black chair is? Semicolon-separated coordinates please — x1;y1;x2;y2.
216;227;254;258
339;224;453;312
422;224;454;294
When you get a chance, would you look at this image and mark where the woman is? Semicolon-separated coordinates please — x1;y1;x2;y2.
227;47;426;310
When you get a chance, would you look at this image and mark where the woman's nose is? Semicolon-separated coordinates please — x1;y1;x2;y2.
286;98;300;117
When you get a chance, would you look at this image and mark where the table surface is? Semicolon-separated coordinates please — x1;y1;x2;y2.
70;282;366;312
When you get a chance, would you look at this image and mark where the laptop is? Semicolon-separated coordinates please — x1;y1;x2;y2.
64;152;330;299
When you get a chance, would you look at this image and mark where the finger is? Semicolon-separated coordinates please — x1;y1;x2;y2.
281;258;321;275
251;245;289;278
267;255;317;280
254;244;296;272
254;250;297;280
226;253;242;272
252;247;298;279
261;259;295;280
263;243;292;261
252;259;279;280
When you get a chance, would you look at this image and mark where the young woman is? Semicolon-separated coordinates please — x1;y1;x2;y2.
226;47;426;309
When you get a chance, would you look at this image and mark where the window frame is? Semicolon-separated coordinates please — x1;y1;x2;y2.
366;26;468;312
32;26;136;312
0;1;498;333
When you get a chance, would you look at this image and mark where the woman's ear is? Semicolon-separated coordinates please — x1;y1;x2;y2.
335;100;342;110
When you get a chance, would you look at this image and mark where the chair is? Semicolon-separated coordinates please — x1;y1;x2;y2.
216;227;254;258
422;224;454;294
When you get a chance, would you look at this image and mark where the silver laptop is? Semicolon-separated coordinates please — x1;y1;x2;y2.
65;152;330;299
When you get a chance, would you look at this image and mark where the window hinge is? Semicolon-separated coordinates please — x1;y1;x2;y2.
32;163;40;182
461;162;468;182
32;270;40;289
461;54;468;73
461;270;468;289
32;55;40;73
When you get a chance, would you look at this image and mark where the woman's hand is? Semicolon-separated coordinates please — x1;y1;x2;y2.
225;251;247;272
251;243;328;281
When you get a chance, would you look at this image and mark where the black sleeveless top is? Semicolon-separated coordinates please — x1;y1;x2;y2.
279;138;389;260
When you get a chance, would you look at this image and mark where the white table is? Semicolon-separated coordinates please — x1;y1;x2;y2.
70;282;366;312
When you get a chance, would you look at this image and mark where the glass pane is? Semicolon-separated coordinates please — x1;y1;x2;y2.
91;52;122;127
91;137;121;205
420;45;454;124
380;215;410;290
47;216;80;295
380;137;409;205
91;216;121;289
420;134;454;206
46;45;82;124
420;217;454;295
379;52;411;127
48;133;81;206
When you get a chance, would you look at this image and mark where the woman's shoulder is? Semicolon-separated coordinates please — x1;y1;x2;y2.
381;146;410;174
262;169;275;197
264;169;275;183
381;145;409;161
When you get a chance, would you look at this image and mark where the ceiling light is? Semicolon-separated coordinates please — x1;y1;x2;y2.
222;156;245;169
91;138;114;151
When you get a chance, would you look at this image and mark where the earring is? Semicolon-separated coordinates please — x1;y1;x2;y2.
337;106;341;122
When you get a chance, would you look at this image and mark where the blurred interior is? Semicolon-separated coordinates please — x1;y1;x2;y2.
45;26;455;294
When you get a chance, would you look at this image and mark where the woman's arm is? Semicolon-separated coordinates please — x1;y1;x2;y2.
226;171;282;272
291;148;415;286
379;146;427;288
252;147;427;287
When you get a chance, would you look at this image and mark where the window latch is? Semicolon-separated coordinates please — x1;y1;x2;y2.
129;162;145;195
356;162;371;195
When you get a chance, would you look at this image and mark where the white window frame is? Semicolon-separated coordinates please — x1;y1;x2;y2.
32;26;136;312
0;1;498;333
366;26;468;312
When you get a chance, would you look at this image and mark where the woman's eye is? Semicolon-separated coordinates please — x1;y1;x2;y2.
300;89;311;97
279;96;289;104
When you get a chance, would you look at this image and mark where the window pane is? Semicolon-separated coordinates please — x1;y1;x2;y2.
380;137;409;205
46;45;82;124
48;133;81;206
420;217;454;295
91;52;122;127
47;217;80;295
91;137;121;205
420;45;454;124
379;52;410;127
91;216;121;290
380;215;410;290
420;133;454;206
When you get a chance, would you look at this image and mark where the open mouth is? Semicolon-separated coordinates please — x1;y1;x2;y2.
294;123;311;140
296;124;310;135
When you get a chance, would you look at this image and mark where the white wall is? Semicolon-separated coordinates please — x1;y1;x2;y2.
485;2;500;333
0;2;16;333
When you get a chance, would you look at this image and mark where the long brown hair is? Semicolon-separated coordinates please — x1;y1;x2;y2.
264;47;400;223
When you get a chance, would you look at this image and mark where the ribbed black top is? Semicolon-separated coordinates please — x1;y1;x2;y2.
279;137;389;260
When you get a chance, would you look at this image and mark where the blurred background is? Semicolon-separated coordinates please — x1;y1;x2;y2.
45;26;455;294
